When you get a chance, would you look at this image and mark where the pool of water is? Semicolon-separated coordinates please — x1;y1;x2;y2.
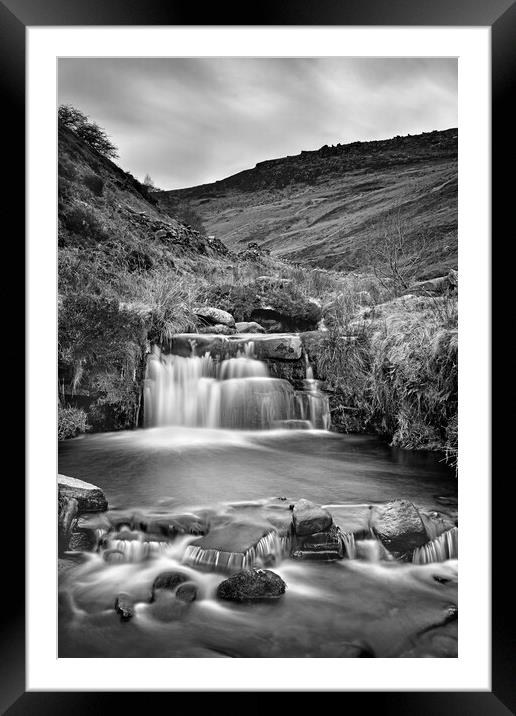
58;427;458;658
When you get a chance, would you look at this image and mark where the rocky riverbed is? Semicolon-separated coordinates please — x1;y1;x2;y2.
58;466;458;658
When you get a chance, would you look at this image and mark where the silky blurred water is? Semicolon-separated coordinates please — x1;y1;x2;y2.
58;428;458;658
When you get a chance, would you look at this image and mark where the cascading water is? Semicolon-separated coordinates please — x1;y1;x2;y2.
144;343;331;430
412;527;458;564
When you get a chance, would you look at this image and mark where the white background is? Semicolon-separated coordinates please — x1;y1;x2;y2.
27;26;491;691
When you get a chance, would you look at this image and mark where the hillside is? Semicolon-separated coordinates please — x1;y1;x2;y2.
58;120;457;462
157;128;457;278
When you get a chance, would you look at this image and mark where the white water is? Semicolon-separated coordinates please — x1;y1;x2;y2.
144;343;330;430
412;527;458;564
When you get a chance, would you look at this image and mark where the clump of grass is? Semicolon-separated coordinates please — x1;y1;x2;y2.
83;172;104;196
58;404;89;440
309;291;458;464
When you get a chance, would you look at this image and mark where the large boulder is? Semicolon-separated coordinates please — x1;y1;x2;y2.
58;475;108;513
195;306;235;328
216;569;286;602
292;499;333;536
370;500;428;555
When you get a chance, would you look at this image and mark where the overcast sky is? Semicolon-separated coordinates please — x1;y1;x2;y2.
58;58;457;190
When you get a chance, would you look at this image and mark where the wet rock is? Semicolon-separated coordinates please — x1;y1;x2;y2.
217;569;286;602
150;571;189;601
175;582;198;603
76;512;111;531
58;495;78;553
370;499;427;555
58;474;108;513
195;306;235;328
68;528;97;552
115;593;135;622
292;499;333;537
235;321;266;333
292;524;344;560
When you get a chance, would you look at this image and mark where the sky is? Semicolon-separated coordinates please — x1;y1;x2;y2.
58;57;457;190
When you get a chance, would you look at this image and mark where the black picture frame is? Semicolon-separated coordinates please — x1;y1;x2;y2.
4;0;509;711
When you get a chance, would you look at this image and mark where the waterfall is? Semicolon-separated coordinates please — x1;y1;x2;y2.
183;529;290;572
144;344;331;430
412;527;458;564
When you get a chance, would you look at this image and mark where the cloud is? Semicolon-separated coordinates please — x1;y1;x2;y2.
58;57;457;189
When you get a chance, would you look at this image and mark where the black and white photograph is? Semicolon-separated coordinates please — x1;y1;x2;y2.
55;55;461;660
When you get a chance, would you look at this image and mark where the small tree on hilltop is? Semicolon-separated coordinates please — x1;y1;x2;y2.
58;104;119;160
143;173;155;188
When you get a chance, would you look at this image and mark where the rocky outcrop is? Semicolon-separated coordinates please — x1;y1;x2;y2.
216;568;286;602
58;475;108;512
370;499;428;556
58;475;108;555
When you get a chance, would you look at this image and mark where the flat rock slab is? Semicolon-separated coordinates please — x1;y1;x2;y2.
190;521;271;554
168;333;302;361
58;475;108;513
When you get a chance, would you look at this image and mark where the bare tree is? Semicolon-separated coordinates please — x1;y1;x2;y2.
143;173;155;188
370;209;428;297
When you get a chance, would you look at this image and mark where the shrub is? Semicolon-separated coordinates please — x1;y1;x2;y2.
60;204;109;245
58;405;89;440
59;104;118;159
83;172;104;196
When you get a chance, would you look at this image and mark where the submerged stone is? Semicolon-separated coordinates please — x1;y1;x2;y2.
216;568;286;602
175;582;198;603
115;593;135;622
150;571;189;601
